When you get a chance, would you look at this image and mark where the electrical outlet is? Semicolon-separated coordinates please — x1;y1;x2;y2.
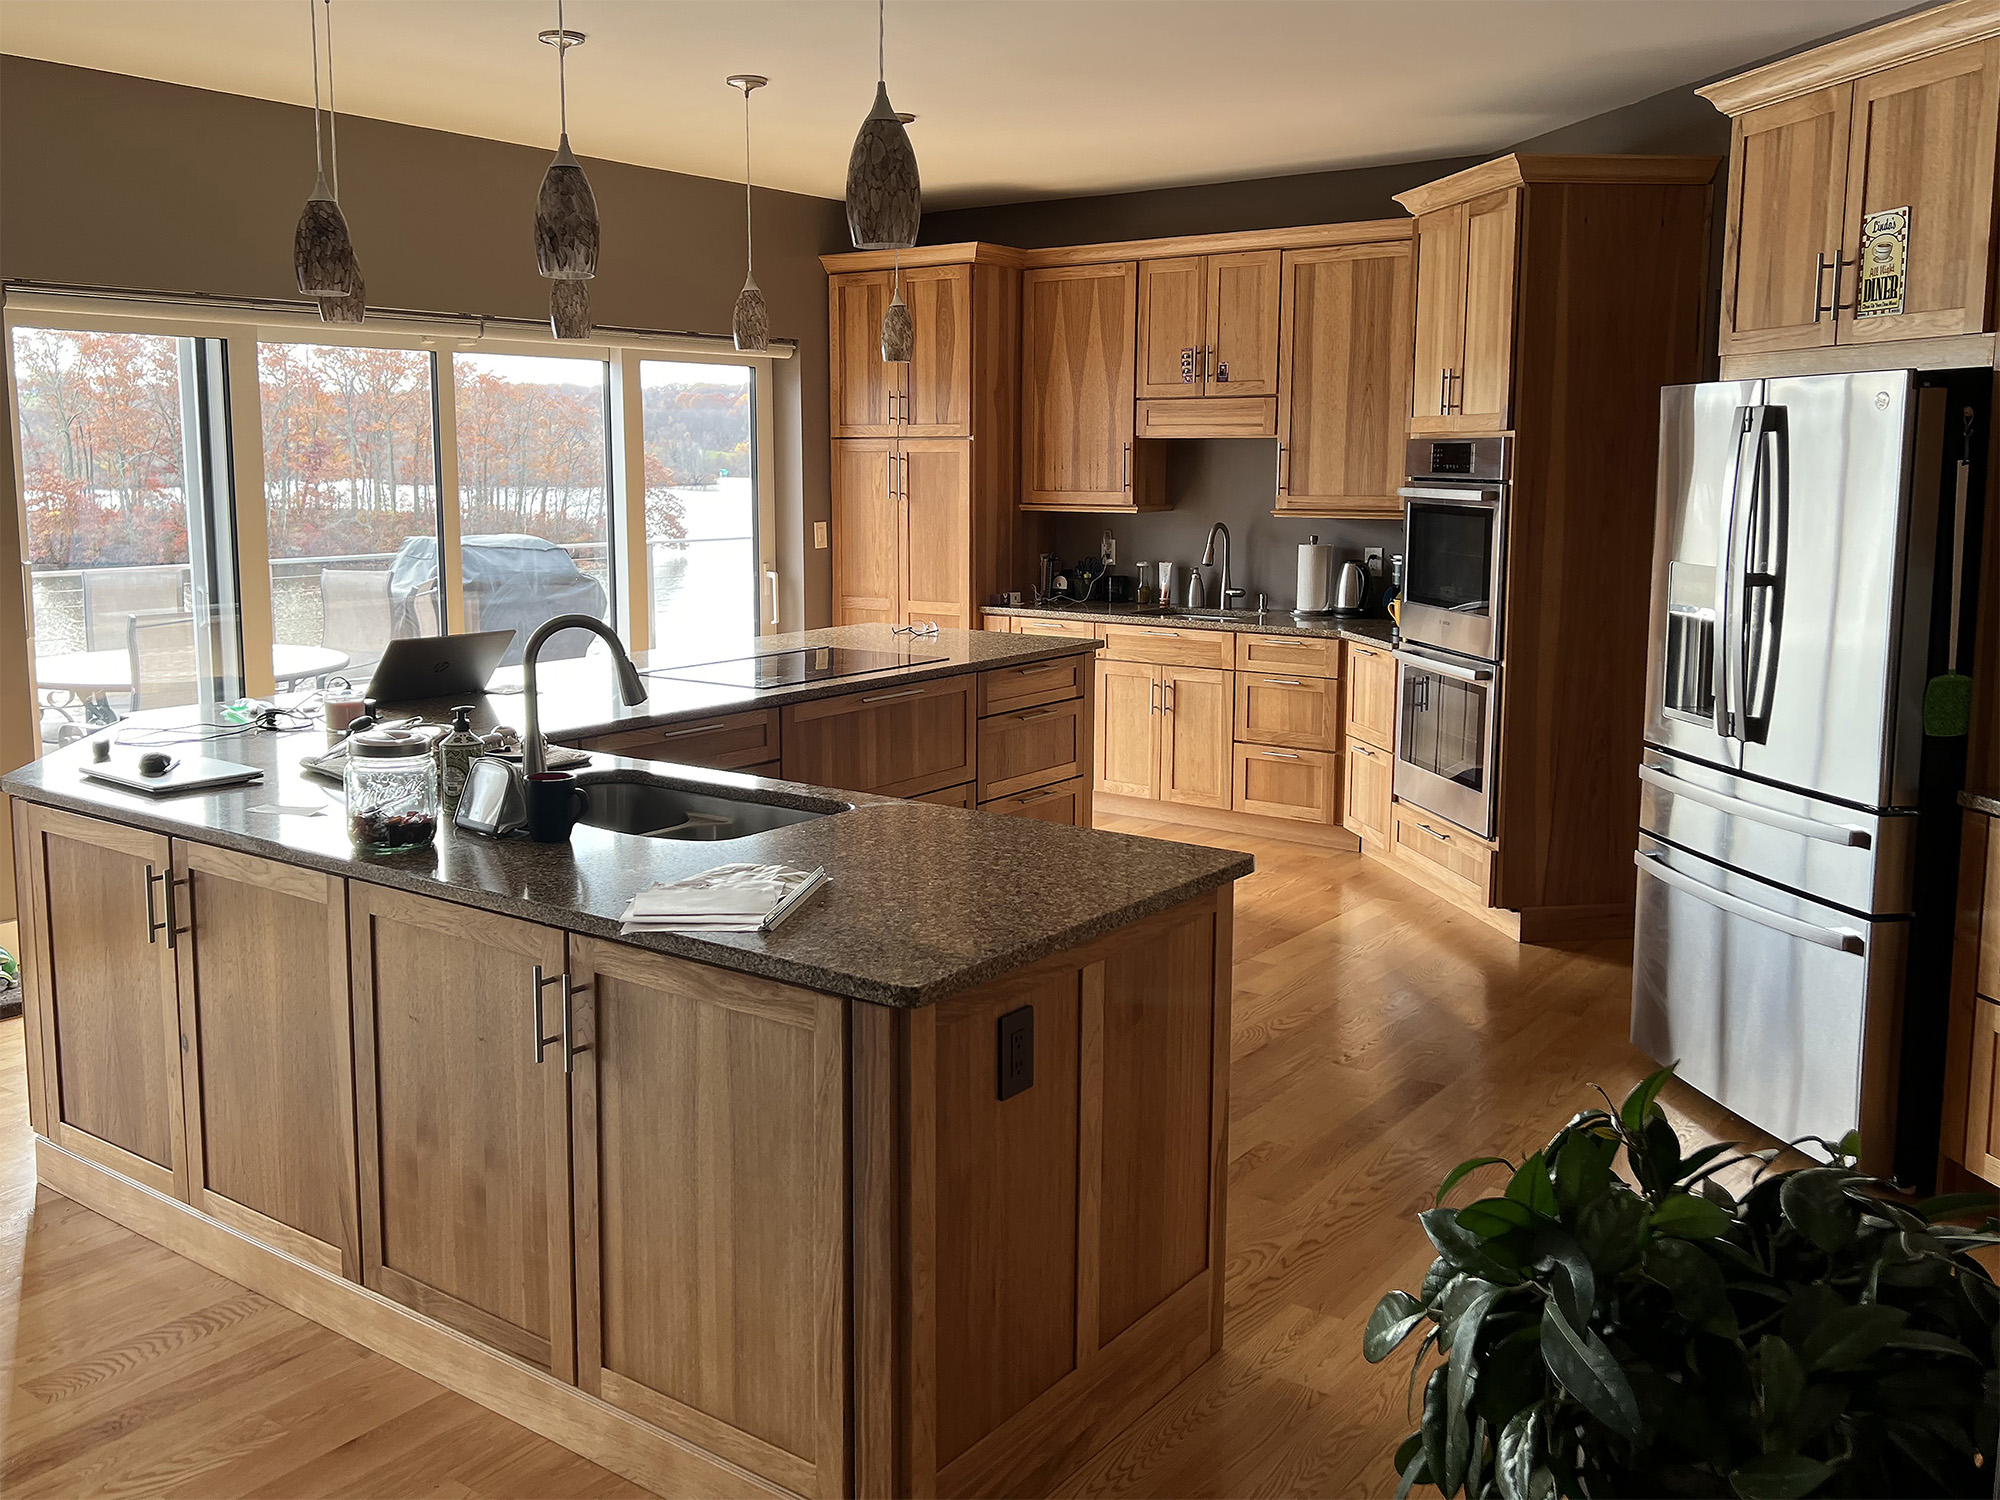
1100;530;1116;566
997;1005;1034;1099
813;521;829;550
1365;546;1385;576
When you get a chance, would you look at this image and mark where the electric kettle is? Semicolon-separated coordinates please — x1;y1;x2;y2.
1332;560;1369;616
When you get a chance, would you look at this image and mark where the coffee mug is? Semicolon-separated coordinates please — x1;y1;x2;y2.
524;771;592;843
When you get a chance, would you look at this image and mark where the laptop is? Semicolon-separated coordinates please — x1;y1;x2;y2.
365;630;515;703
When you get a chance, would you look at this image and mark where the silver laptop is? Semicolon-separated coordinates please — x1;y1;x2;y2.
365;630;514;702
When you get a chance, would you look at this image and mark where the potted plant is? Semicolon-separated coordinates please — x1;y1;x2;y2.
1365;1065;1999;1498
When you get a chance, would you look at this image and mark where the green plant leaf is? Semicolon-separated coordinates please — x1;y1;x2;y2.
1465;1413;1489;1500
1674;1140;1739;1183
1438;1156;1513;1207
1835;1129;1861;1163
1645;1237;1738;1337
1799;1301;1907;1370
1554;1128;1617;1217
1459;1196;1538;1239
1445;1280;1505;1489
1638;1114;1684;1193
1495;1404;1542;1500
1366;1291;1427;1363
1394;1441;1429;1500
1651;1193;1732;1239
1780;1167;1861;1252
1619;1064;1675;1131
1506;1153;1560;1219
1421;1365;1454;1498
1729;1451;1836;1499
1530;1229;1596;1329
1756;1334;1805;1427
1539;1301;1643;1443
1915;1191;2000;1222
1423;1208;1519;1283
1575;1188;1650;1274
1392;1430;1423;1479
1420;1255;1455;1305
1882;1327;1977;1360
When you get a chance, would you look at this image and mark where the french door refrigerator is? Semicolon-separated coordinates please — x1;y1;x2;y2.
1634;369;1976;1184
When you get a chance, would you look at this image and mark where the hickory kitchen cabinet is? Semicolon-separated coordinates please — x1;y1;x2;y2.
830;438;979;632
1094;658;1232;809
1022;261;1166;511
1701;3;2000;361
829;263;973;436
1407;188;1518;434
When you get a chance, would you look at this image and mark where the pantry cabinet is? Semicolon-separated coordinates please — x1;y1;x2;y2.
1022;261;1165;510
1702;6;2000;358
1409;189;1519;434
829;265;973;436
831;439;898;626
828;416;979;632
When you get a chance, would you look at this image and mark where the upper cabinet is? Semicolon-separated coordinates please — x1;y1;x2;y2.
1136;251;1281;400
1407;189;1519;435
1022;261;1165;510
1702;1;2000;363
829;264;974;437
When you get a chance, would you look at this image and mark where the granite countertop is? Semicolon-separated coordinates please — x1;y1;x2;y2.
5;628;1248;1009
1961;790;2000;817
985;603;1398;648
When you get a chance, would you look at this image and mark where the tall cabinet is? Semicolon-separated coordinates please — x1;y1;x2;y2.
824;246;1031;628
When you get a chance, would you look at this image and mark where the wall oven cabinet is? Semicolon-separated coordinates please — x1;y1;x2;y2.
1392;645;1499;839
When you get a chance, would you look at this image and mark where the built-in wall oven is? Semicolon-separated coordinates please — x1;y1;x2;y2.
1398;437;1509;662
1392;645;1500;839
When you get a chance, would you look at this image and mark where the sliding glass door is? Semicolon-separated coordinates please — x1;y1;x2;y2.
639;359;758;662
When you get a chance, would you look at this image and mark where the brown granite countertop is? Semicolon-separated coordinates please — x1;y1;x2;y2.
4;627;1249;1009
985;603;1398;647
1961;790;2000;817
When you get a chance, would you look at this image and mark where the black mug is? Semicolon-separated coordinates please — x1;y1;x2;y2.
525;772;591;843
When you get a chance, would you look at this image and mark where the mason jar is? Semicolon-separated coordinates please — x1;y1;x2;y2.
344;731;440;853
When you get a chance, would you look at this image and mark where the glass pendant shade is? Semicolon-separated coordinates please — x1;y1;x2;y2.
295;171;361;296
733;275;769;353
881;286;913;363
317;270;366;324
536;135;600;281
550;277;592;340
845;81;921;250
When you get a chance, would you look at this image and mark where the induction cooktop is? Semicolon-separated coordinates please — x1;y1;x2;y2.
646;646;949;690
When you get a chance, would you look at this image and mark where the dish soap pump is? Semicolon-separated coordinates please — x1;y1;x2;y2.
438;705;482;810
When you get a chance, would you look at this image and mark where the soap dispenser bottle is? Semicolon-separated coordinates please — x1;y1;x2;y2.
438;705;482;810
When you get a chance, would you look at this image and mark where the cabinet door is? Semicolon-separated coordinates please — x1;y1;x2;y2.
832;439;899;626
17;804;184;1197
830;271;902;436
175;842;359;1278
1720;87;1851;355
1343;739;1394;847
1135;256;1207;399
780;673;977;797
1840;41;2000;344
1453;188;1519;431
1023;263;1141;507
1095;658;1161;798
1236;673;1342;752
1410;205;1467;429
1965;999;2000;1185
901;439;972;633
569;939;847;1497
1276;242;1413;516
1344;642;1397;751
902;264;973;434
1233;744;1337;823
350;884;574;1377
1161;666;1233;810
1205;250;1281;397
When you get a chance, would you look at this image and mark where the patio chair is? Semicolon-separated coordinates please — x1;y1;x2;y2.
320;568;393;672
83;567;186;651
126;610;199;711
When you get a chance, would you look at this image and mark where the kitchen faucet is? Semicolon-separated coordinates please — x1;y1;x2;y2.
522;614;649;776
1200;522;1244;612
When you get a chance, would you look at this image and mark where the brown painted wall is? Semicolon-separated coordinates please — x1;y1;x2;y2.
0;55;850;629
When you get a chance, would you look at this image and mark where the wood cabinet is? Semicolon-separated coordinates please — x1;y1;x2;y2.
1022;262;1165;511
830;272;901;436
1342;739;1394;848
349;884;575;1377
1409;189;1519;434
830;264;972;437
1966;998;2000;1185
831;438;978;631
1095;657;1162;798
831;439;899;626
781;672;977;798
1344;642;1396;751
1235;673;1341;752
175;843;359;1278
1276;242;1414;516
1010;615;1098;641
1391;802;1495;910
572;708;780;771
15;803;185;1198
1704;9;2000;358
980;776;1088;826
979;654;1086;716
1136;251;1280;400
1098;623;1234;670
1235;631;1341;678
1232;744;1336;823
567;939;848;1497
1095;656;1232;810
978;697;1087;801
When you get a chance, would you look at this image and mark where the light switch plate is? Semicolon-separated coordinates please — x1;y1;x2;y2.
813;521;829;550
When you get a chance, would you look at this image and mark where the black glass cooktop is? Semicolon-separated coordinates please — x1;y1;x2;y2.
648;646;949;690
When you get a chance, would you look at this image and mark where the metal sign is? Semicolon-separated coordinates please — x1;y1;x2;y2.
1855;206;1909;318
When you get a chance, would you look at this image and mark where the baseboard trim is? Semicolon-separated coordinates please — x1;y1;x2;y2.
33;1137;788;1500
1514;903;1636;944
1093;793;1362;851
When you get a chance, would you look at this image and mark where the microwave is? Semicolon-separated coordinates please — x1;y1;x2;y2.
1398;437;1509;663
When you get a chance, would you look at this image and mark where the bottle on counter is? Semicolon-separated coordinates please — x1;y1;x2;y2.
437;705;481;810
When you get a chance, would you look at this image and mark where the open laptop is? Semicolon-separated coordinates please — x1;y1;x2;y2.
365;630;514;703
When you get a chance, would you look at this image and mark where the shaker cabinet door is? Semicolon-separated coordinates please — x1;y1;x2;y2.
900;439;973;634
1720;86;1851;355
1205;249;1282;397
830;271;902;435
1160;666;1233;810
901;264;974;434
1023;262;1145;507
1453;188;1519;430
1136;256;1208;399
1095;658;1161;798
831;439;900;626
1410;204;1467;429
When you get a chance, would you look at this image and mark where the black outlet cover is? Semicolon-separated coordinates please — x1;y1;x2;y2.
997;1005;1034;1100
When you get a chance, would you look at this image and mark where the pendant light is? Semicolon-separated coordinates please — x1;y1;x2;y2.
536;2;599;340
294;0;362;302
314;1;365;323
727;74;770;353
881;259;912;363
844;0;920;250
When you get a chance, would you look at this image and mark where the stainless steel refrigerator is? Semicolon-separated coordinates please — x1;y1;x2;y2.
1633;370;1973;1182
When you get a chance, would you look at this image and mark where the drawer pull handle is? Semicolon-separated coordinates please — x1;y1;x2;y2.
1353;744;1375;759
1010;664;1065;678
1013;709;1059;722
1416;822;1451;842
1015;786;1068;805
1261;750;1303;760
1260;677;1305;687
861;687;926;704
1144;629;1181;637
660;720;732;739
1259;638;1307;647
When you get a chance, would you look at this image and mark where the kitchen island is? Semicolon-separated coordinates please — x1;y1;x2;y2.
4;626;1251;1500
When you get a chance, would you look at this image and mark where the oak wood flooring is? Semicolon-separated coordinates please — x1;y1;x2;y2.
0;814;1772;1499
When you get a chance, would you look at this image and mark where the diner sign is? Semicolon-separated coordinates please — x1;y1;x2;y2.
1855;206;1909;318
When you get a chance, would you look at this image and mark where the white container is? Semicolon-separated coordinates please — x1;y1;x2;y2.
1296;536;1337;614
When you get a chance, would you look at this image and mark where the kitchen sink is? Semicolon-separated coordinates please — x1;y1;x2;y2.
575;775;846;840
1149;607;1278;623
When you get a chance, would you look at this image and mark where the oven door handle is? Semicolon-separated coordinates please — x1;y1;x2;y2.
1392;649;1492;683
1397;485;1503;506
1634;850;1865;954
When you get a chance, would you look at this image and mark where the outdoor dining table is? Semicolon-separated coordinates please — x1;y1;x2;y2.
35;643;353;697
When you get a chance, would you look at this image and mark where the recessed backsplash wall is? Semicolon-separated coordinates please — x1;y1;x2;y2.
1042;439;1403;613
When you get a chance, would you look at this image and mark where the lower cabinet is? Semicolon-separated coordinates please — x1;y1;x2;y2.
1094;659;1231;808
349;883;577;1378
568;938;848;1498
1965;999;2000;1185
571;708;780;771
1391;802;1495;909
1343;739;1394;848
981;776;1089;825
782;673;977;798
1232;744;1336;822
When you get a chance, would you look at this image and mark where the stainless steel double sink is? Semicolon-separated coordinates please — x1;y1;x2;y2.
573;773;846;842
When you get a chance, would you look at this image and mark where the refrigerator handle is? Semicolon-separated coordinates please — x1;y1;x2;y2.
1635;851;1865;954
1637;764;1868;847
1740;410;1789;744
1712;406;1756;740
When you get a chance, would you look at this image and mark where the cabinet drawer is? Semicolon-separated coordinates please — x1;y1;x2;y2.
980;613;1015;632
781;675;977;798
1101;625;1234;669
911;781;975;808
980;654;1086;717
1234;632;1341;678
576;709;779;771
981;776;1087;827
1231;743;1336;823
1135;396;1276;438
1235;673;1341;752
978;697;1087;801
1012;616;1100;640
1392;802;1494;906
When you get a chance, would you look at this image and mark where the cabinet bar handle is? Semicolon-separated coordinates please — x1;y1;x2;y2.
1439;368;1450;414
1416;822;1451;842
861;686;925;704
1164;682;1175;713
1143;629;1181;637
1260;750;1302;759
1353;743;1376;759
659;720;731;739
1121;442;1131;491
1014;785;1069;806
1009;664;1064;678
1813;252;1835;322
1277;443;1289;495
1013;708;1059;722
1150;680;1159;716
1261;677;1305;686
532;965;565;1065
144;864;167;944
167;871;190;946
1259;637;1306;647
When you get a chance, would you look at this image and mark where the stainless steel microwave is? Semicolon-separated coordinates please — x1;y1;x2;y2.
1398;437;1509;663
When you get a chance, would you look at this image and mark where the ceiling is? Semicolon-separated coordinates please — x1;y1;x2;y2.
0;1;1909;208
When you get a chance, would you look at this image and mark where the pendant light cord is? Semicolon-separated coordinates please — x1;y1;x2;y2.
557;0;569;137
742;88;755;274
307;0;323;179
878;0;885;81
324;0;340;199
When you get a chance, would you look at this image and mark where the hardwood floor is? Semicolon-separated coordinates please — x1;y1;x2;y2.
0;815;1766;1499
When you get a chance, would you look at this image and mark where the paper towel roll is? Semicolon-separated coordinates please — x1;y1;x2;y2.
1296;541;1336;614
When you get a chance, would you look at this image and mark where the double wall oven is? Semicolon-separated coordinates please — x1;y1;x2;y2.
1394;438;1508;839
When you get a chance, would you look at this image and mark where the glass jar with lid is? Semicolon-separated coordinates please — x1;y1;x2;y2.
345;730;440;852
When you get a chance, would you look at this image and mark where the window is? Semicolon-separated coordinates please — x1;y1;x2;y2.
13;326;240;743
259;342;442;681
452;351;612;664
639;359;757;657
